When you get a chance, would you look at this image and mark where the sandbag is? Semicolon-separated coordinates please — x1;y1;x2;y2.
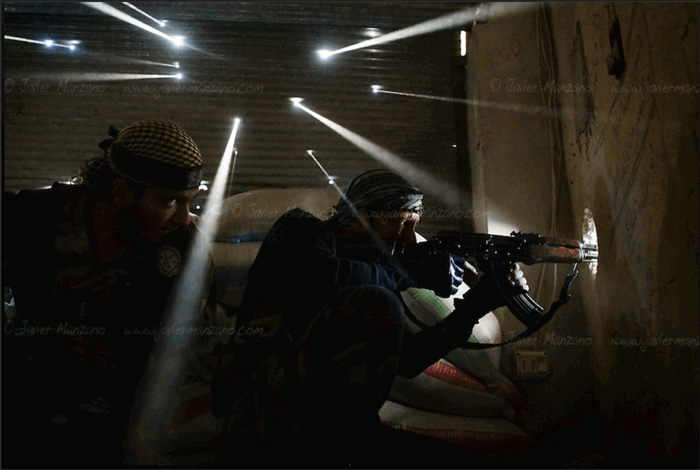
205;188;338;308
205;188;339;242
389;359;524;423
379;401;533;457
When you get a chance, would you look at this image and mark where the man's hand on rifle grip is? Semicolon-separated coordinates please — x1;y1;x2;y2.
505;262;529;293
442;262;530;330
475;261;530;310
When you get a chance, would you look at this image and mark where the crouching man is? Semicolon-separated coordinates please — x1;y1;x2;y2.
3;120;218;467
212;169;529;468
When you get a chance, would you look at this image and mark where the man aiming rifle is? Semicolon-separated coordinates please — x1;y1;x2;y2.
212;168;530;468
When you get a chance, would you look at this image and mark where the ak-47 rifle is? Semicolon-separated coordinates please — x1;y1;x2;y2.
423;231;599;349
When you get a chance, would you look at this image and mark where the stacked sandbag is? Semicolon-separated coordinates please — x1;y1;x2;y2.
379;401;532;457
384;285;532;455
203;188;339;308
156;303;235;465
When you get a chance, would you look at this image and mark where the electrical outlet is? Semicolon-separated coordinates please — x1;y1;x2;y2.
515;351;548;380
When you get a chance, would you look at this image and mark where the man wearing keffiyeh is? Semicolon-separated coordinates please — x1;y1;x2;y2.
213;168;529;468
3;120;218;467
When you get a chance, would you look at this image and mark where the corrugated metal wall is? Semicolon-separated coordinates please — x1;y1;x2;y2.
3;2;474;236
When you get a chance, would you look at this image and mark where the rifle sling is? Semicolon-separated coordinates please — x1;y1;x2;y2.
458;265;579;350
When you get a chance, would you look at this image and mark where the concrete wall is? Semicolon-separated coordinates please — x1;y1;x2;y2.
466;2;698;464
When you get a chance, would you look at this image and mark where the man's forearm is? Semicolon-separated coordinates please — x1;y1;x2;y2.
396;324;464;379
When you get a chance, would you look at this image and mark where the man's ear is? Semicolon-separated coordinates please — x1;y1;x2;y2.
347;217;364;235
111;178;137;208
348;217;376;236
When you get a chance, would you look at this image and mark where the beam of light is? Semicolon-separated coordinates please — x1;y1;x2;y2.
65;50;180;68
122;2;165;27
197;118;240;242
303;149;399;259
373;87;550;117
82;2;184;46
485;204;521;237
202;118;241;216
320;2;539;58
14;72;182;82
130;59;179;68
130;60;178;68
5;35;77;50
307;150;337;186
293;100;460;207
132;118;240;450
226;148;238;197
460;30;467;56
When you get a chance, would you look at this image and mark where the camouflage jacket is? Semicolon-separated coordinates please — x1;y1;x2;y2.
3;182;219;425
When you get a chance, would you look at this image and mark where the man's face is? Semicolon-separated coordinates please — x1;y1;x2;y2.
372;210;420;244
129;186;200;243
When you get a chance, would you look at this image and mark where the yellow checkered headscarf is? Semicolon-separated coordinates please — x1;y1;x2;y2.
99;120;203;190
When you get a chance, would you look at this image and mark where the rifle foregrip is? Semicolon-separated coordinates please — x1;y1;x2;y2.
525;244;587;264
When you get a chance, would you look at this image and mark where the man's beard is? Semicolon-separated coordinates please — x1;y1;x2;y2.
119;201;162;244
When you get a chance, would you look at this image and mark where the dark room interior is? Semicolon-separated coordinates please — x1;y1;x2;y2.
2;2;698;468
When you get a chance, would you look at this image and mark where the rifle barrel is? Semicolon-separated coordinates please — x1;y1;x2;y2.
581;244;599;262
432;231;599;265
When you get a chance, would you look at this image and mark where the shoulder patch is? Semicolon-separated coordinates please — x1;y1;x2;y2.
156;245;182;277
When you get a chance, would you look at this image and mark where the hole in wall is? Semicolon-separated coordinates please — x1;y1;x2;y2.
582;208;599;279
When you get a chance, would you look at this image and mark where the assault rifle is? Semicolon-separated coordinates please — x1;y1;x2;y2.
423;231;598;349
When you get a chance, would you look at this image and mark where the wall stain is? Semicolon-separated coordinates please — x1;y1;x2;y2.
590;3;640;160
571;21;596;162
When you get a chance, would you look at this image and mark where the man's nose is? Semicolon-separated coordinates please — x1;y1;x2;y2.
173;202;190;227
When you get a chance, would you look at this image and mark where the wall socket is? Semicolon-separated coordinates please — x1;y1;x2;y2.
515;351;549;380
